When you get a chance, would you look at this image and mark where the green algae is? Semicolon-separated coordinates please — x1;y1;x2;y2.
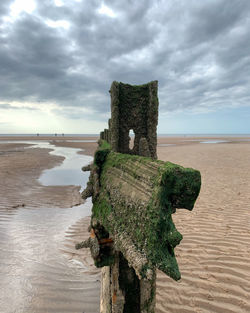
91;142;201;280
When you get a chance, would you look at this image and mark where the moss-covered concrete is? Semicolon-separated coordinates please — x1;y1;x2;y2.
110;81;158;159
90;142;201;281
77;80;201;312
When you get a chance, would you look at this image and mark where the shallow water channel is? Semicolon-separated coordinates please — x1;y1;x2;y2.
0;142;100;313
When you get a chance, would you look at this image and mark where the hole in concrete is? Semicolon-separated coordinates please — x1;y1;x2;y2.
129;129;135;150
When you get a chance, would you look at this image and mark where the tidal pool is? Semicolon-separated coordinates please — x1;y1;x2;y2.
0;142;99;313
200;140;229;144
38;143;92;189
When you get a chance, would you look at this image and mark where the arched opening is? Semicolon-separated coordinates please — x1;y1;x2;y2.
129;129;135;150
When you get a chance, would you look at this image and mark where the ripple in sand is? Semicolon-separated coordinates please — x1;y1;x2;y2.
0;143;100;313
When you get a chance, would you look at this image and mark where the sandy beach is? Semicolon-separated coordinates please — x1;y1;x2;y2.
0;136;98;209
1;135;250;312
156;139;250;313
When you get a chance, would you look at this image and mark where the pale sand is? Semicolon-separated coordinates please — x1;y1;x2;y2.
156;140;250;313
1;136;250;312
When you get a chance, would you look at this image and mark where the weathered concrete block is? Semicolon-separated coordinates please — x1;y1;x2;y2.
90;146;201;281
77;80;201;313
110;81;158;159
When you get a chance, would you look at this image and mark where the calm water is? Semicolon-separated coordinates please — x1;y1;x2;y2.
38;143;92;189
183;139;230;144
158;144;176;147
200;140;229;144
0;142;100;313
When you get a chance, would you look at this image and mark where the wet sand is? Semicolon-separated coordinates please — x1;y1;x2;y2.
0;143;81;209
0;136;98;209
1;135;250;312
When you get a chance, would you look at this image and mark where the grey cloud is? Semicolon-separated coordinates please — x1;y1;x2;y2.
0;0;9;17
0;103;10;109
0;103;38;110
0;0;250;120
185;1;249;45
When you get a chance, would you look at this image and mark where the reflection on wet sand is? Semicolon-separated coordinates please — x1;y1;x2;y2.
0;141;100;313
0;201;100;313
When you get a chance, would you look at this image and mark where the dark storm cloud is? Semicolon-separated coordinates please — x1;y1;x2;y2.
1;0;250;119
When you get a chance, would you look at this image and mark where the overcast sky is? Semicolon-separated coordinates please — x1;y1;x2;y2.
0;0;250;134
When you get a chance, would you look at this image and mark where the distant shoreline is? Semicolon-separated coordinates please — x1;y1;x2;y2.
0;133;250;137
1;135;250;149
